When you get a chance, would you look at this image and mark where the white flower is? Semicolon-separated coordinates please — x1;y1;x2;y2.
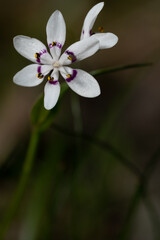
80;2;118;50
13;11;101;110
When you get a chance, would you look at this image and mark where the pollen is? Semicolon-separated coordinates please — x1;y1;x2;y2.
48;76;54;81
68;56;72;61
52;41;57;46
66;74;71;78
35;52;40;59
98;26;104;33
37;73;44;79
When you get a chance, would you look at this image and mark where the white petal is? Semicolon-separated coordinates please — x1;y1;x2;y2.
13;64;52;87
92;33;118;49
59;36;99;65
13;35;53;64
44;79;60;110
46;10;66;60
60;67;100;98
50;68;59;80
80;2;104;40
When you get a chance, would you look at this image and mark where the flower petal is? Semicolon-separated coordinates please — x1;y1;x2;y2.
60;67;100;97
44;78;60;110
92;33;118;49
13;64;52;87
13;35;53;64
59;36;99;65
80;2;104;40
47;68;59;85
46;10;66;60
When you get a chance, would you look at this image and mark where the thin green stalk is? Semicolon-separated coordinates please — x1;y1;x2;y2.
90;63;152;77
70;93;83;134
0;128;40;240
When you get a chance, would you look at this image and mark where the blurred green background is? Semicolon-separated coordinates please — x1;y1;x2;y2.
0;0;160;239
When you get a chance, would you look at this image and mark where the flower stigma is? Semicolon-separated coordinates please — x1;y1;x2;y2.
53;61;61;68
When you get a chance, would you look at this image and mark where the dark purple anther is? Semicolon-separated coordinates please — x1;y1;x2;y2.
89;29;92;36
49;80;58;85
66;70;77;82
49;42;62;49
36;49;47;63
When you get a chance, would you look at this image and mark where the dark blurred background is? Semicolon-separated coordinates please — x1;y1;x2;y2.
0;0;160;239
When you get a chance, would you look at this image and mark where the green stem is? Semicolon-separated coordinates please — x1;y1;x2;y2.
90;63;152;76
70;93;83;134
0;128;40;240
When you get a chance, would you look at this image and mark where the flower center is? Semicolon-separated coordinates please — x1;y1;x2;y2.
53;61;60;68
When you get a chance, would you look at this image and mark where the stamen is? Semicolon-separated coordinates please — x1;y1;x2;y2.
35;52;40;59
37;73;44;79
48;76;54;81
66;74;71;78
98;26;104;33
52;41;57;46
49;42;62;49
67;56;72;61
66;70;77;82
66;50;77;63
